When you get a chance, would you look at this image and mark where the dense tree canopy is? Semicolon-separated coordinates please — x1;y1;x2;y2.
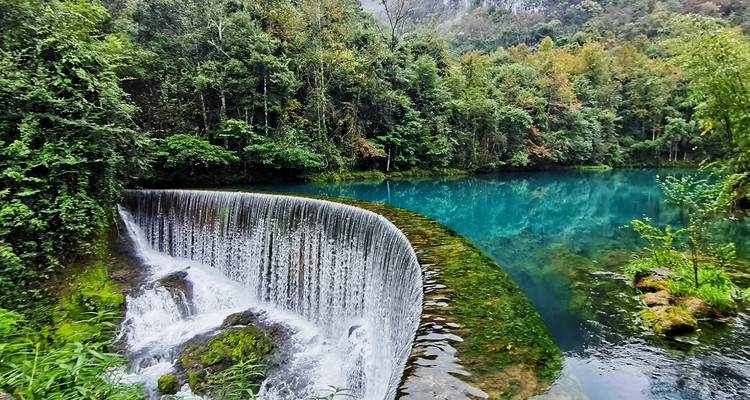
0;0;145;308
1;0;750;307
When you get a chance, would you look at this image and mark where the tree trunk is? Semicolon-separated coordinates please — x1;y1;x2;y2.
690;239;700;288
199;91;208;134
220;86;227;124
264;75;268;129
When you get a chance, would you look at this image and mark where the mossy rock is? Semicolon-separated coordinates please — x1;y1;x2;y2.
221;310;259;328
635;274;670;293
158;374;179;394
180;325;273;395
641;305;697;336
188;370;206;392
677;296;710;318
642;290;672;307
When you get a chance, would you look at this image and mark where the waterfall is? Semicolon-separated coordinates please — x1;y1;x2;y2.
119;190;423;400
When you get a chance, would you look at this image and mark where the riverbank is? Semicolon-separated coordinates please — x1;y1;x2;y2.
300;162;700;184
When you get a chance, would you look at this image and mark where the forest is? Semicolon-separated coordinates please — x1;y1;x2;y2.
1;0;750;397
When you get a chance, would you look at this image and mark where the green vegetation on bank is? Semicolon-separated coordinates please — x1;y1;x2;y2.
304;167;468;182
0;250;139;399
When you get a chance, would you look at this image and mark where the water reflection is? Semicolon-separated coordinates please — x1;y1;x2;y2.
236;169;750;400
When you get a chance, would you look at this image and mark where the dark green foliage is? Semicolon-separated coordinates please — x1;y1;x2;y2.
0;0;145;309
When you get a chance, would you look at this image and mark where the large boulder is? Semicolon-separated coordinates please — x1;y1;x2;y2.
158;270;195;317
179;325;273;396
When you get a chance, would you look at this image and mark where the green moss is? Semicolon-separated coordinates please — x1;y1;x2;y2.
188;370;206;392
47;262;124;343
158;374;179;394
180;325;273;395
641;305;697;335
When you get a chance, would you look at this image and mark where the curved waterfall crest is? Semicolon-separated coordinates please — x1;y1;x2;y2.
121;189;423;399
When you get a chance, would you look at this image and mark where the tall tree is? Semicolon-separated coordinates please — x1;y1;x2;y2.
667;15;750;176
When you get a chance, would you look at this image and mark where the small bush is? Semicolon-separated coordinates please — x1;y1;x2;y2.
668;265;738;309
623;256;657;277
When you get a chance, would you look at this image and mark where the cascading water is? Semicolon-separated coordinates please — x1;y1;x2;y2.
119;190;423;399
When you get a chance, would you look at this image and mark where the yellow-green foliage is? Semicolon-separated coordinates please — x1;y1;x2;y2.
180;326;272;395
668;265;739;309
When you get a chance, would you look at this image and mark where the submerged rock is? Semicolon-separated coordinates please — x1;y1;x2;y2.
642;290;672;306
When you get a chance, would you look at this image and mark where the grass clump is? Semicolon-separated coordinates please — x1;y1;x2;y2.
668;265;739;309
0;308;140;399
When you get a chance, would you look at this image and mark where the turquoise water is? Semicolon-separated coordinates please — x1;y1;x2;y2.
235;169;750;400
